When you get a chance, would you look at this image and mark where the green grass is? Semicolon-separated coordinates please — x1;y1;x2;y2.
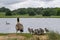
0;33;8;36
8;38;17;40
48;31;60;40
0;12;60;18
16;33;33;38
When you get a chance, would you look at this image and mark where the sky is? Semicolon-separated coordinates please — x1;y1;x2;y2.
0;0;60;10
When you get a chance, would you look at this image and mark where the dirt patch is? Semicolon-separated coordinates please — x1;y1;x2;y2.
0;36;8;40
0;34;26;40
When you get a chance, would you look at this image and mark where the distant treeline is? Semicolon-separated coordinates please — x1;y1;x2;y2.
0;7;60;16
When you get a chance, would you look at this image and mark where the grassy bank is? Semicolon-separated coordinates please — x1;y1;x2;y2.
48;32;60;40
16;33;32;38
0;32;60;40
0;33;32;38
0;12;60;18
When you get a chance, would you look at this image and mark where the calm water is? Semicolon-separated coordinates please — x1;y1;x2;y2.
0;18;60;33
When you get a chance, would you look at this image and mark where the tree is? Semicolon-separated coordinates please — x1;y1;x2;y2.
42;10;51;16
57;10;60;16
27;9;36;16
28;11;36;16
5;9;12;16
12;7;60;16
0;7;6;12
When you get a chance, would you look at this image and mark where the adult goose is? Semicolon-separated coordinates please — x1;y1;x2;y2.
16;17;23;33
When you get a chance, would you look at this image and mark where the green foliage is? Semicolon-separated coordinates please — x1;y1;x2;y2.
0;7;9;12
17;8;27;15
5;9;12;16
0;7;60;17
27;8;36;16
28;10;36;16
57;10;60;16
12;8;60;16
42;10;51;16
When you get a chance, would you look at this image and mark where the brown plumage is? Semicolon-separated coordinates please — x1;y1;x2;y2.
16;17;23;33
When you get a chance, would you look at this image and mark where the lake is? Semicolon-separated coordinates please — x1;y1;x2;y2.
0;18;60;33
